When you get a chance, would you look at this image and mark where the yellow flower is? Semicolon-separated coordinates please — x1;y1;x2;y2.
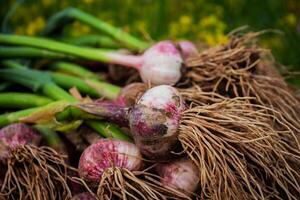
284;13;297;27
25;17;45;36
26;23;35;36
36;17;45;27
70;21;91;37
169;22;179;37
179;15;192;25
168;15;195;38
199;15;218;27
216;34;228;45
204;34;215;46
196;15;227;46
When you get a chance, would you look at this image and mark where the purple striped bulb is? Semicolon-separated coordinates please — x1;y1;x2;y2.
140;41;183;85
0;123;41;162
129;85;185;160
156;158;199;194
106;41;183;85
177;41;198;59
78;139;142;182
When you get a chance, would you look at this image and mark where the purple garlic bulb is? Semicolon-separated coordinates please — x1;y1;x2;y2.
156;158;199;194
177;41;198;59
0;123;41;162
78;139;142;183
140;41;183;85
129;85;186;160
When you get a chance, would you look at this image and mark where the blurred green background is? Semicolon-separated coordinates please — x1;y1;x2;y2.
1;0;300;72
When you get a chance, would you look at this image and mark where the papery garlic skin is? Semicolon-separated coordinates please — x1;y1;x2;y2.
156;158;199;194
140;41;183;86
78;139;142;182
105;41;183;86
129;85;185;160
117;82;147;106
177;41;198;59
137;85;185;112
71;193;96;200
0;123;41;162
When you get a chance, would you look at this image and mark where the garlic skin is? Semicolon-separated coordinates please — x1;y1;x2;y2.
177;41;198;60
71;193;96;200
117;82;147;106
156;158;199;194
129;85;185;160
78;139;142;182
137;85;185;112
0;123;41;162
140;41;183;85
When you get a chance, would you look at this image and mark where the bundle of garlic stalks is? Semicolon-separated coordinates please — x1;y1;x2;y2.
0;7;299;200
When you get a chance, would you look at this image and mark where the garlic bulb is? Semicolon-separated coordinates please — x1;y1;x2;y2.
140;41;183;85
0;123;41;162
177;40;198;59
78;139;142;182
156;158;199;194
129;85;185;160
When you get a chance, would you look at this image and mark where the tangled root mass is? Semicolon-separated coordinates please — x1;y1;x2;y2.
183;32;300;140
0;145;72;200
179;95;300;200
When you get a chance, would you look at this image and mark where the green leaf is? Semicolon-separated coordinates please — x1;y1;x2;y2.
0;68;52;92
20;100;71;124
